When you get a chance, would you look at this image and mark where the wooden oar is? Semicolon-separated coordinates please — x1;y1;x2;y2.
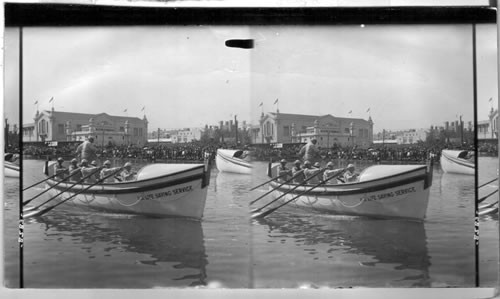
249;172;289;191
478;189;498;204
23;167;124;218
23;167;101;211
250;168;329;213
249;170;305;206
22;172;60;191
478;178;498;189
479;200;498;210
251;172;337;219
22;168;81;207
479;205;498;216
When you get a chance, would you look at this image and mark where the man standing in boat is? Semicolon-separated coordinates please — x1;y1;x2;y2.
276;159;292;182
299;138;321;165
76;136;98;165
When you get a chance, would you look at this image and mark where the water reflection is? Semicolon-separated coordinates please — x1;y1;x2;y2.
254;214;430;286
28;213;207;286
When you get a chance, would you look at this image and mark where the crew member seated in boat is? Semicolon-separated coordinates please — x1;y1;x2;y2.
68;158;83;182
100;160;122;183
343;164;358;183
323;162;345;185
292;160;305;184
303;161;322;185
53;157;68;180
80;159;100;184
120;162;137;182
276;159;292;182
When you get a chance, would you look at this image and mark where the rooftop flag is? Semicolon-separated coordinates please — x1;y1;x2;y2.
259;102;263;107
274;98;279;104
49;97;54;103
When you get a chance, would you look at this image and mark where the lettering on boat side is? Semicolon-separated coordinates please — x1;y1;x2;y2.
362;187;416;202
139;185;193;201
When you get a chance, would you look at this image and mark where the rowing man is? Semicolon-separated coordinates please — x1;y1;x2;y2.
343;164;359;183
303;161;322;185
276;159;292;182
100;160;122;183
53;157;68;180
323;162;345;185
68;158;82;182
292;160;305;184
120;162;137;182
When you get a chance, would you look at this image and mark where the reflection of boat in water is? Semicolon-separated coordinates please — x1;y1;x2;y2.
41;162;211;219
255;215;430;285
4;153;20;178
31;214;207;286
4;161;20;178
216;149;251;174
440;150;474;175
267;162;433;220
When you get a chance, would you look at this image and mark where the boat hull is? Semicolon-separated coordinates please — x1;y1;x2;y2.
5;162;20;178
216;149;251;174
41;163;210;220
268;164;432;220
440;150;474;175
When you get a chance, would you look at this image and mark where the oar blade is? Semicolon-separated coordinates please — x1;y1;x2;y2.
23;208;48;218
23;206;37;212
479;206;499;216
251;210;270;219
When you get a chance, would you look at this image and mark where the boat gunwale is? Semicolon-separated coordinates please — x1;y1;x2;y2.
270;172;429;196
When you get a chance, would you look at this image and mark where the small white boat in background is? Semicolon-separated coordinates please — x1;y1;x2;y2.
36;162;212;220
267;162;434;221
4;161;20;178
216;149;252;174
440;150;474;175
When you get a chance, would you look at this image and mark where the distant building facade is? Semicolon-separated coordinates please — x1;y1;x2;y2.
478;108;498;141
254;112;374;148
22;108;148;146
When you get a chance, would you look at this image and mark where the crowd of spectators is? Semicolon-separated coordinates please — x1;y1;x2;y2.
20;140;497;164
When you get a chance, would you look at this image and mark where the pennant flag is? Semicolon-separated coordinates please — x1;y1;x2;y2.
34;100;38;105
274;98;279;105
141;106;145;112
259;102;263;107
489;97;493;102
348;110;352;114
123;109;128;113
366;108;370;112
49;97;54;103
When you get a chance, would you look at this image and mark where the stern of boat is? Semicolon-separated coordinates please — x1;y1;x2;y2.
424;156;434;190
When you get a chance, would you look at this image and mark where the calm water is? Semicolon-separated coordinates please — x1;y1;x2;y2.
3;158;498;288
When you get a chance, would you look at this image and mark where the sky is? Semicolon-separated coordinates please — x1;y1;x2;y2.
4;23;498;134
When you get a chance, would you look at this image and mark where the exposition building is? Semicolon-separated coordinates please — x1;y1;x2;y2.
22;107;148;147
252;111;374;148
